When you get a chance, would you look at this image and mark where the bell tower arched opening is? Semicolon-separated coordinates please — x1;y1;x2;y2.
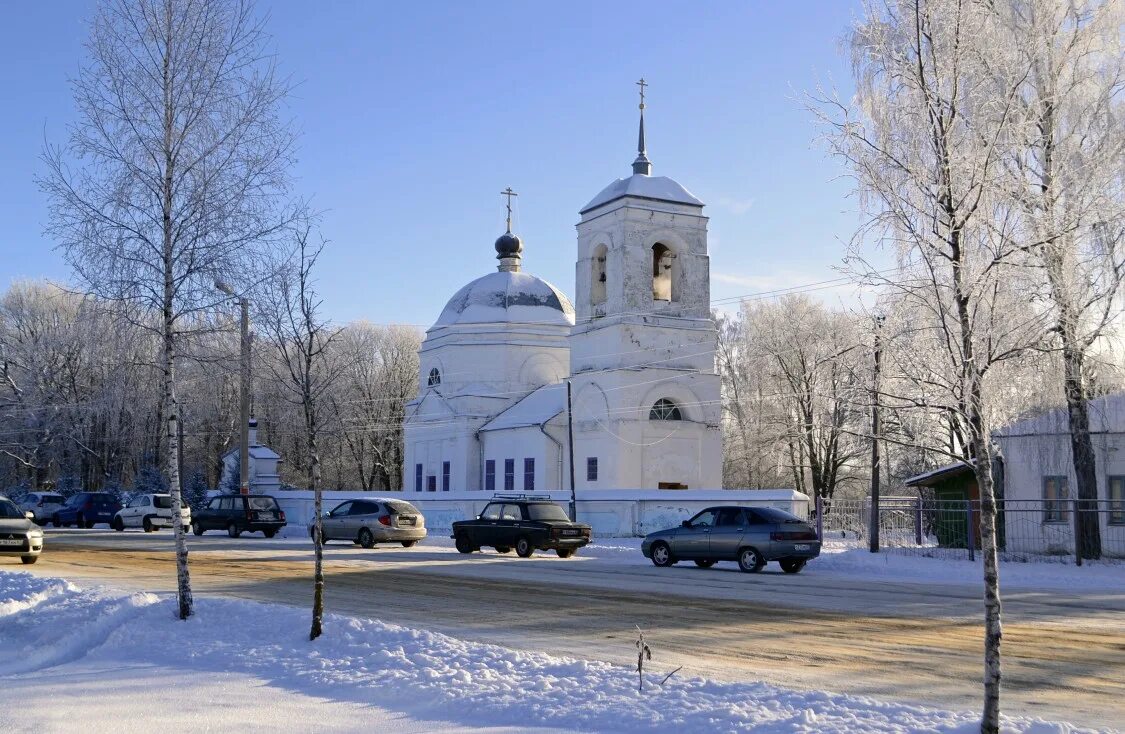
591;244;608;306
652;242;677;302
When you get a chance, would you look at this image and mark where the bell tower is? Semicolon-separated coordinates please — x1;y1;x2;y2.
568;81;722;490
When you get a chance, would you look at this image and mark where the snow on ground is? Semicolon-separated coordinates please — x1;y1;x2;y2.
0;571;1110;734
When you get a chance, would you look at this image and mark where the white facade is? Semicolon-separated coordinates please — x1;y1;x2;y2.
219;420;282;493
994;393;1125;557
403;110;723;494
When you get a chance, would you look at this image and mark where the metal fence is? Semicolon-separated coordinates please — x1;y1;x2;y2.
816;496;1125;564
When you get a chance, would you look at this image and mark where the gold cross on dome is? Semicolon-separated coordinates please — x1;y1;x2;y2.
500;187;518;233
636;78;647;110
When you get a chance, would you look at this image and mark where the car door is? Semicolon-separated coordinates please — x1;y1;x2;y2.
497;504;525;546
202;497;224;529
474;503;503;546
322;501;351;540
742;509;773;554
708;508;748;559
352;501;380;535
672;509;717;558
136;496;152;526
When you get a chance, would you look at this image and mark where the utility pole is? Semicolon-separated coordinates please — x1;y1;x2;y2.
238;296;251;495
869;315;884;553
216;281;252;495
566;380;577;521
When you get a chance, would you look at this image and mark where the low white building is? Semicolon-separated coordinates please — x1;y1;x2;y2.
403;96;722;494
219;419;283;494
994;392;1125;556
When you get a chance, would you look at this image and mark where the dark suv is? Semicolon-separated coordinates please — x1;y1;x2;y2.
451;495;592;558
191;494;286;538
53;492;122;528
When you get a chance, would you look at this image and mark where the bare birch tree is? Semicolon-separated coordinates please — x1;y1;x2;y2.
258;223;343;640
40;0;296;619
986;0;1125;560
813;1;1045;729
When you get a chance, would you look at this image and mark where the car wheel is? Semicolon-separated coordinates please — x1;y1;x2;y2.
76;514;85;528
263;530;276;539
227;523;241;539
192;521;204;536
21;555;38;565
694;559;716;568
112;517;124;532
401;540;417;548
738;547;766;574
515;537;534;558
358;528;375;549
650;541;675;567
495;546;511;554
780;558;807;574
454;534;475;554
556;548;575;559
52;515;61;528
142;517;154;533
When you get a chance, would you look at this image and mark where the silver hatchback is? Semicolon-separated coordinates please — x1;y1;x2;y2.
642;505;820;573
312;498;426;549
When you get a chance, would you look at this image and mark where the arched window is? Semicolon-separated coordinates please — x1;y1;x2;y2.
591;244;608;306
652;243;675;301
649;398;682;421
427;367;441;387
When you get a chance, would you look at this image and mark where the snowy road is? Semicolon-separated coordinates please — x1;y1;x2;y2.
15;527;1125;730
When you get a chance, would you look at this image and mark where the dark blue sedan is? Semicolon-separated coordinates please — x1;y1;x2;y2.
53;492;122;528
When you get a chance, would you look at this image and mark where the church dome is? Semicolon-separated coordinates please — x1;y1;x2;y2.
433;270;575;328
494;231;523;258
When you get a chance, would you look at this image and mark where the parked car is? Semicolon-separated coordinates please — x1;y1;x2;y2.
52;492;122;528
311;498;426;548
451;494;591;558
16;492;66;525
191;494;286;538
0;495;43;564
642;506;820;573
112;493;192;532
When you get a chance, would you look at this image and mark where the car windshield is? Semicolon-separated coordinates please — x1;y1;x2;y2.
0;499;24;518
527;504;569;521
153;496;173;509
65;495;84;506
753;507;804;523
248;497;278;511
385;501;419;515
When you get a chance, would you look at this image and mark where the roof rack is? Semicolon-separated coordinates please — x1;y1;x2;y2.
490;493;553;501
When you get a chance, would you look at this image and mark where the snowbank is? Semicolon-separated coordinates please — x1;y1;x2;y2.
0;571;1107;733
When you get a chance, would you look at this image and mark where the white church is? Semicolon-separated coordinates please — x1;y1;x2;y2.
403;91;722;494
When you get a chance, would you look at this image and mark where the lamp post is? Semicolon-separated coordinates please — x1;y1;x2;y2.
216;281;251;495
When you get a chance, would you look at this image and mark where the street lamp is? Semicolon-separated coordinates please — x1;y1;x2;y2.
216;280;251;496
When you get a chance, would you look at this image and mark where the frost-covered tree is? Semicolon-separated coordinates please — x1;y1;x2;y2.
40;0;298;619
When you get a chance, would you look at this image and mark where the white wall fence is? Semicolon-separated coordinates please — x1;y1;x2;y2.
272;489;809;538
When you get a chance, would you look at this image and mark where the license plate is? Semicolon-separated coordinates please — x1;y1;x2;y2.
562;529;579;536
399;517;415;526
0;538;23;546
794;544;810;551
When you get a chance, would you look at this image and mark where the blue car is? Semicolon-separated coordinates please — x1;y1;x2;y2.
641;506;820;574
53;492;122;528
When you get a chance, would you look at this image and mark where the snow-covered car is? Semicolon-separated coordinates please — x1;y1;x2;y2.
0;495;44;564
16;492;66;525
112;493;191;532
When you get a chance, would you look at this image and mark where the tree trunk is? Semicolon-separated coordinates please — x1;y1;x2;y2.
308;399;324;641
1061;341;1101;559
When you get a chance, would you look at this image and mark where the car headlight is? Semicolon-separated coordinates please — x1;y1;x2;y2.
29;528;43;538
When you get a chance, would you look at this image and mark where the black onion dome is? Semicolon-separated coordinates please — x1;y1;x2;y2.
494;231;523;259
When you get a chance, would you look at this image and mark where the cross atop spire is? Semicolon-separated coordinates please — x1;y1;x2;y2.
633;78;652;176
500;187;518;233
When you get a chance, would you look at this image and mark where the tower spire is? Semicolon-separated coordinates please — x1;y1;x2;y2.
632;78;652;176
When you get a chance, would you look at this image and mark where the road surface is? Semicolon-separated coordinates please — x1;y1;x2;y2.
12;528;1125;730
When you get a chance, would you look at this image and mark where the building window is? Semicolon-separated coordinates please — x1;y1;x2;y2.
485;460;496;492
442;461;450;492
652;243;676;301
414;464;423;492
1043;476;1069;523
524;458;535;491
427;367;441;386
504;459;515;492
1110;476;1125;525
586;457;598;482
427;475;436;492
649;398;682;421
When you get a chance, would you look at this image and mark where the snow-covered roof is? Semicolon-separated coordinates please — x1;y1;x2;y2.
904;462;974;487
432;271;575;329
479;384;566;432
222;444;280;461
580;174;703;214
994;391;1125;437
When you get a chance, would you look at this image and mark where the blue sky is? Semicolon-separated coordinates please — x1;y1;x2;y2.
0;1;867;326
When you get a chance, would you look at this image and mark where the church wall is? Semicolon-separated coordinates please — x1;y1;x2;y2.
480;424;564;493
